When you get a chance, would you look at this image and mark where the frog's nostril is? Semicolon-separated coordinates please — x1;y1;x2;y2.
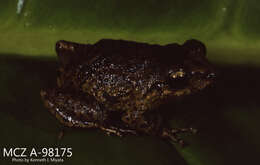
207;72;216;79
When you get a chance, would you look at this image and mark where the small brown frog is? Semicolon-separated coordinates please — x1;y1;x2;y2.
40;39;215;145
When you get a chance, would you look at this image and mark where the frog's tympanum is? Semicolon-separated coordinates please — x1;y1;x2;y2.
40;39;215;145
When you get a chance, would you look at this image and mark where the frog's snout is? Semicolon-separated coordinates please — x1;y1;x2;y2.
189;70;216;91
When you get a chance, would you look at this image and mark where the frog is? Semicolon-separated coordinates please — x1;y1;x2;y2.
40;38;215;145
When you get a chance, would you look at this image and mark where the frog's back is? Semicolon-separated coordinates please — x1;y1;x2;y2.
60;39;187;112
91;39;185;66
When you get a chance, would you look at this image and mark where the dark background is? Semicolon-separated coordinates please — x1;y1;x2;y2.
0;0;260;164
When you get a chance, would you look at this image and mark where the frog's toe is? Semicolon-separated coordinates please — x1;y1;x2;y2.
161;127;197;146
100;126;137;137
161;128;186;146
171;127;197;134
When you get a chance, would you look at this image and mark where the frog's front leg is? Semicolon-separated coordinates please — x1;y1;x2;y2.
121;110;162;135
121;110;196;146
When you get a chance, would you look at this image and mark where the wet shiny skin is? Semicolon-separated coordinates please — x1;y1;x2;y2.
41;39;215;144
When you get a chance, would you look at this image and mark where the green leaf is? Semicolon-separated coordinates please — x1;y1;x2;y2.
1;0;260;164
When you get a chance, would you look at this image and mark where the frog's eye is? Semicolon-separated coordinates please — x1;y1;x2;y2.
168;69;188;89
170;69;185;79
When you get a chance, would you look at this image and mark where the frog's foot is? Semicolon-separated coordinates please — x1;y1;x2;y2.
99;126;137;137
161;127;197;146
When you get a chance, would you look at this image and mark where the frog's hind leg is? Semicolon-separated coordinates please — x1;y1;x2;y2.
40;89;136;137
40;89;100;129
